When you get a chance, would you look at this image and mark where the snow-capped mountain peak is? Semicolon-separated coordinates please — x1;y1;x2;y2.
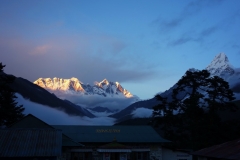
34;77;85;92
206;53;234;76
94;79;133;98
70;77;83;84
95;79;110;87
34;77;134;98
101;79;109;85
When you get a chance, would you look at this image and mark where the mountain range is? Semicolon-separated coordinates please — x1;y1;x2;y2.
8;52;240;124
34;78;135;98
33;77;139;115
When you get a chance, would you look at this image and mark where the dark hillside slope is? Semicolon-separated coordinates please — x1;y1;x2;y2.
109;98;158;119
10;76;95;118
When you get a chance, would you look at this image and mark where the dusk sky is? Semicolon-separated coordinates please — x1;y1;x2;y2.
1;0;240;99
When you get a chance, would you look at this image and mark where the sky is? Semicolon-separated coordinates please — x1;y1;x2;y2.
1;0;240;100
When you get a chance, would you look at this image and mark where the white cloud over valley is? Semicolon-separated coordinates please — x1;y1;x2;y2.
16;93;116;125
131;108;153;118
54;92;137;111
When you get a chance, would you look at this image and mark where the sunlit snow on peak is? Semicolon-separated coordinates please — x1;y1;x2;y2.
38;77;133;98
206;52;235;76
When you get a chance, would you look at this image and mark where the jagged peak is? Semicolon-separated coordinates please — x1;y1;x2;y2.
116;81;120;87
70;77;83;84
206;53;231;69
37;77;83;83
100;78;109;84
34;77;43;82
206;53;234;76
34;77;135;98
94;79;110;87
70;77;79;81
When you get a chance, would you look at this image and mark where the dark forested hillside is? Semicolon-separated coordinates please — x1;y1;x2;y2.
10;76;95;118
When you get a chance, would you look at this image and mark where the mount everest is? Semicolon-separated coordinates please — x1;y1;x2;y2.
34;78;135;98
33;78;139;113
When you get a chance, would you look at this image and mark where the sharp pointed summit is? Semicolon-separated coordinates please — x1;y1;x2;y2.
206;53;235;76
99;79;110;86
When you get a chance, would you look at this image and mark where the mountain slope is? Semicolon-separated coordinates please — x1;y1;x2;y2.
109;98;158;120
9;76;95;118
111;53;240;123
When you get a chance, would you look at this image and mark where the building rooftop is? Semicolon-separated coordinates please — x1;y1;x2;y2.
53;125;170;143
9;114;83;147
192;138;240;159
0;129;62;157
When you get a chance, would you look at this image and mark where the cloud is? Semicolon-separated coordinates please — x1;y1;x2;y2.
152;0;224;32
232;44;240;49
152;17;184;32
0;33;157;84
30;45;52;55
111;40;127;54
87;110;117;117
169;37;194;46
0;1;162;86
16;93;116;125
92;34;127;55
131;108;153;118
53;92;137;111
168;26;218;47
200;26;218;37
184;0;224;14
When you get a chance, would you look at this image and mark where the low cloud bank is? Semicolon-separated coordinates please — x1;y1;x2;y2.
16;93;116;125
87;109;117;117
54;92;137;111
131;108;153;118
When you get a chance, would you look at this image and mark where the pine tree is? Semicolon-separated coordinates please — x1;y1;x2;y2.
206;76;237;113
152;69;238;150
0;63;25;127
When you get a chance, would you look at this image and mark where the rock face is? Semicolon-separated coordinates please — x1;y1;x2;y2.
34;77;134;98
206;53;235;76
206;53;240;90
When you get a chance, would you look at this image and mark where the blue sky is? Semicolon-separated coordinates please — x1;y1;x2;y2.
1;0;240;99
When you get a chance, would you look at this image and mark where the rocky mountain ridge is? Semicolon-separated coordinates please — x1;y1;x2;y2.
206;52;235;77
34;78;134;98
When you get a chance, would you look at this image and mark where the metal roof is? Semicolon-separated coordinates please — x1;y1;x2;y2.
8;114;83;147
0;129;62;157
62;134;84;147
9;114;53;129
97;149;132;152
52;125;170;143
191;138;240;160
